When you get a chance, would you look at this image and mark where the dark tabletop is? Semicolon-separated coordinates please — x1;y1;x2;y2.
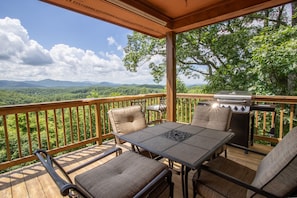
120;122;234;169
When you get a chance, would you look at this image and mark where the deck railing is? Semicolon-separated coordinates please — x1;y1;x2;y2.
0;93;166;171
0;93;296;171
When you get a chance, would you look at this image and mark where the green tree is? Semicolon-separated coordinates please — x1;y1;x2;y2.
176;78;187;93
123;4;292;94
187;85;206;94
248;26;297;95
87;89;101;98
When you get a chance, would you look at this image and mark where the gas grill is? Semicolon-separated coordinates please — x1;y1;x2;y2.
213;91;253;147
213;91;252;113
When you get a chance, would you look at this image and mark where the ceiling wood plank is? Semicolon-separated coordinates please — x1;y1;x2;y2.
40;0;294;38
172;0;294;33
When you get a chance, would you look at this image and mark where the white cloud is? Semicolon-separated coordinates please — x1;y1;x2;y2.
0;17;52;65
0;17;156;84
0;17;204;85
107;36;115;45
107;36;123;51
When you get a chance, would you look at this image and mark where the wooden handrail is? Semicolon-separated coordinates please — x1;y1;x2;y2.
0;93;296;171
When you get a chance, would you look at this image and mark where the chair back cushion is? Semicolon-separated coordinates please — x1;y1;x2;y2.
191;105;232;131
108;105;146;143
247;127;297;197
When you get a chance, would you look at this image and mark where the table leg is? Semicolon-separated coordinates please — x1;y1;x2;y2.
181;165;191;198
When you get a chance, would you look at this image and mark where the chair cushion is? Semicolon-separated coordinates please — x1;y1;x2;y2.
194;156;256;198
191;105;232;131
75;151;167;198
147;104;167;112
108;105;146;143
247;127;297;197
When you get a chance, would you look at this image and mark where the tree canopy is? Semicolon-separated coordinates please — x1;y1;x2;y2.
248;26;297;95
123;3;297;95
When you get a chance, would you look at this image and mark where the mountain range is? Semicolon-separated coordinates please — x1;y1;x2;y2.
0;79;202;89
0;79;127;88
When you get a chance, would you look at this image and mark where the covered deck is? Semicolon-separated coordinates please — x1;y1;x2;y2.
0;141;272;198
40;0;295;123
1;0;296;197
0;93;295;197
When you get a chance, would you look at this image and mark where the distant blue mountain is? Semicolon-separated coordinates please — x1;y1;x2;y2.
0;79;122;88
0;80;36;88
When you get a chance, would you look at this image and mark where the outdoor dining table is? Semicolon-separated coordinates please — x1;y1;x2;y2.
119;122;234;198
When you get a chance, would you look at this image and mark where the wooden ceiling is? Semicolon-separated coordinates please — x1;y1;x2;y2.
40;0;294;38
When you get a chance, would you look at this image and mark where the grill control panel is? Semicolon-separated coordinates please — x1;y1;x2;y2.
219;104;250;113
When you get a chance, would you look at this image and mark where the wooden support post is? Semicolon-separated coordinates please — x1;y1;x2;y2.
166;31;176;122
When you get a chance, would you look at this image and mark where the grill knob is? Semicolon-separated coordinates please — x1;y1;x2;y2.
241;106;245;111
234;106;238;111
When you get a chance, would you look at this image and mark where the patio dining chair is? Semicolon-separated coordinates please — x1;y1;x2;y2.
192;126;297;198
34;147;174;198
191;104;232;158
146;97;166;124
108;105;158;159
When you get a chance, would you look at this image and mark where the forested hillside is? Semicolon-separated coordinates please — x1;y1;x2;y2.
0;85;166;106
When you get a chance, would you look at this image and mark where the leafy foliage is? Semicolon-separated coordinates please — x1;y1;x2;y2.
248;26;297;95
123;4;296;95
0;85;165;105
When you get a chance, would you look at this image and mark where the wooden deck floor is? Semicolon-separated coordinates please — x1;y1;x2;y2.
0;142;272;198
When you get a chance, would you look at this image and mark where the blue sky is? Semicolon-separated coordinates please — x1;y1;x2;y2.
0;0;203;85
0;0;130;53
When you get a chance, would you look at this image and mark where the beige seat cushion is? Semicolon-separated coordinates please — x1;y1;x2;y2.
108;105;147;144
75;151;168;198
191;105;232;131
247;127;297;197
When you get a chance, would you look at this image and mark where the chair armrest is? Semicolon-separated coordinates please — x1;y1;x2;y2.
201;165;278;198
227;143;267;156
133;169;173;198
66;147;122;174
34;148;122;197
34;149;81;196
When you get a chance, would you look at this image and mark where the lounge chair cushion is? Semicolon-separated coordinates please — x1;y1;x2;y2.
108;105;146;144
247;127;297;197
75;151;167;198
191;105;232;131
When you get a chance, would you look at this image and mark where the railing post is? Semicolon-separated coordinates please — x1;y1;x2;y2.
255;111;259;135
95;103;102;145
289;104;294;131
279;104;284;140
3;115;11;161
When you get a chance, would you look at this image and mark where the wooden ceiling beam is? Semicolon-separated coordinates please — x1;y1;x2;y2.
172;0;294;33
40;0;294;38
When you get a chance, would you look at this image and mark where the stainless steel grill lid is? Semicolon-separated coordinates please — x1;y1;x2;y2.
213;91;252;113
214;91;252;101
